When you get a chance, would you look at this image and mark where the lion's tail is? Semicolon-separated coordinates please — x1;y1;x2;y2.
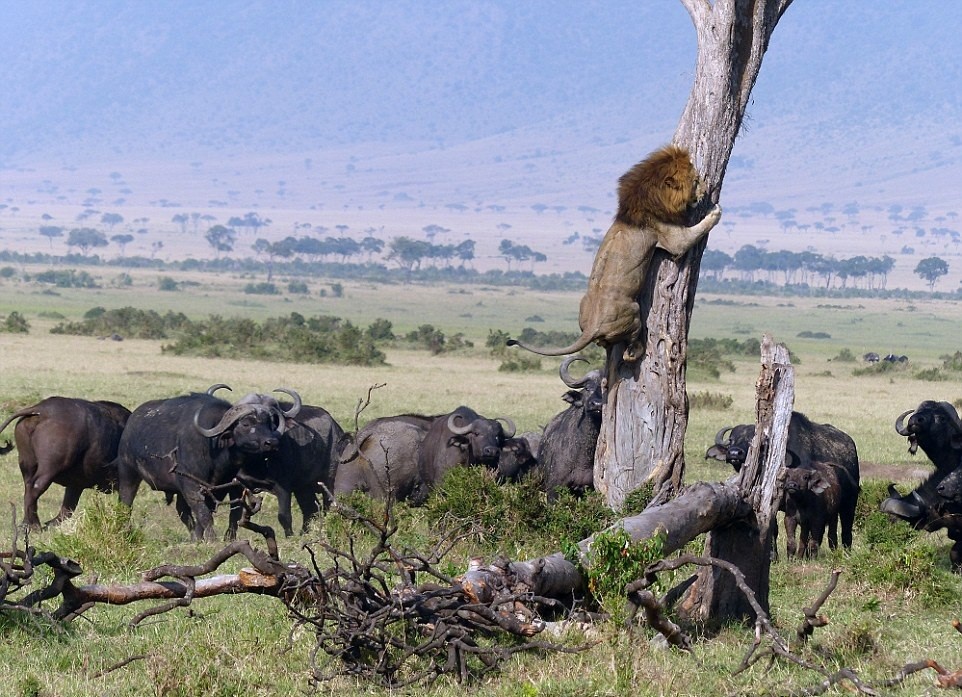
506;333;595;357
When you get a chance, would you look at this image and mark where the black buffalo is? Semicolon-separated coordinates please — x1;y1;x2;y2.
882;401;962;566
497;433;540;482
0;396;131;529
220;389;345;536
707;411;860;553
413;406;515;504
537;356;604;498
116;388;299;541
333;414;434;501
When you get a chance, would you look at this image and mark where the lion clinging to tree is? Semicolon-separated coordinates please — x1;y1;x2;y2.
507;145;721;362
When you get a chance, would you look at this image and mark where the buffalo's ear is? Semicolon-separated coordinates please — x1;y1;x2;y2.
562;390;582;406
447;435;469;450
951;432;962;451
705;445;728;462
218;433;234;449
810;475;830;495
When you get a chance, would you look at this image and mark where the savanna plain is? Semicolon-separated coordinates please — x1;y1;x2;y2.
2;263;962;696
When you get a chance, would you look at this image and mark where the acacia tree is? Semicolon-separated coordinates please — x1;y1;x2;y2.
914;256;949;290
591;0;794;621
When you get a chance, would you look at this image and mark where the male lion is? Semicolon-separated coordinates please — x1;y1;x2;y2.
507;145;721;360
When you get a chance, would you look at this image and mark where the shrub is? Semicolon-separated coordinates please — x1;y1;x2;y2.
689;390;733;410
583;526;666;621
157;276;179;291
498;354;542;372
33;269;99;288
330;282;344;297
287;280;309;294
0;266;15;278
52;306;189;339
162;312;387;366
424;468;614;554
405;324;447;354
832;348;857;362
244;282;278;295
915;367;948;381
2;311;29;333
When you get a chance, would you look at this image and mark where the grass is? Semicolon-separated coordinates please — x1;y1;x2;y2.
3;263;962;694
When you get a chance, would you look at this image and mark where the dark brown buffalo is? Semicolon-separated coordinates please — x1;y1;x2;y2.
783;462;842;558
536;356;603;498
883;401;962;567
413;406;515;504
334;414;434;501
0;396;131;529
116;388;299;541
707;411;860;553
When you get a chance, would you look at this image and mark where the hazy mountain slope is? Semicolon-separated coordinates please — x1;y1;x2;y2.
2;2;961;290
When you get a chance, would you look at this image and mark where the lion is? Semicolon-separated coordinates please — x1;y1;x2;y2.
507;144;721;359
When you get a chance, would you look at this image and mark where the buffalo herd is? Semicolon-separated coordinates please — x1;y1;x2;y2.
2;369;962;568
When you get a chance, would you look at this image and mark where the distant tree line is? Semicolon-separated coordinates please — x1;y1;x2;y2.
702;246;899;290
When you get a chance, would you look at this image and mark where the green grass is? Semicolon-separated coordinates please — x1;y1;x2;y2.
3;263;962;694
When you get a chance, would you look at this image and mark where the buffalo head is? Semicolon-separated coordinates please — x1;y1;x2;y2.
446;410;515;466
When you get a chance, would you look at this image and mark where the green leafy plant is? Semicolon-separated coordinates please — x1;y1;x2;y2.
584;527;667;622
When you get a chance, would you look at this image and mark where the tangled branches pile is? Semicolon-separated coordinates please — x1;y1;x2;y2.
294;498;588;687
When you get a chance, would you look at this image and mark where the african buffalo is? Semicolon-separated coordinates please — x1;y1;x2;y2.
783;461;843;558
497;433;540;482
537;356;603;498
334;414;434;501
882;401;962;567
413;406;515;504
116;388;299;541
707;411;860;553
0;397;131;529
220;389;345;536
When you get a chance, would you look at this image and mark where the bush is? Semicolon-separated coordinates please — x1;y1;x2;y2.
52;306;189;339
287;280;309;294
0;266;15;278
330;282;344;297
157;276;179;291
33;269;99;288
583;526;666;621
162;312;387;366
832;348;857;362
2;311;29;333
689;390;733;410
498;354;542;372
244;282;278;295
424;468;614;553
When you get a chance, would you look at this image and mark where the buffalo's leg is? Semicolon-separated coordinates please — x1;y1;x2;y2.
292;488;320;534
784;513;799;558
48;486;84;527
21;475;45;530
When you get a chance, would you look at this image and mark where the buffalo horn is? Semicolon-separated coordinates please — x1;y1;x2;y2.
272;387;302;418
194;403;259;438
447;412;474;435
496;417;516;439
559;355;590;388
894;409;914;436
206;383;232;396
714;426;734;447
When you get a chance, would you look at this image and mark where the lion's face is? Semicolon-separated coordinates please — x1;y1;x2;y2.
616;145;704;227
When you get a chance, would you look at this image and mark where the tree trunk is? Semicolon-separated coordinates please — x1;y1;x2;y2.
679;336;793;621
594;0;793;510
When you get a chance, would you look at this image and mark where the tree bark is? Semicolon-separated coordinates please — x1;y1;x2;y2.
594;0;794;510
679;335;793;621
